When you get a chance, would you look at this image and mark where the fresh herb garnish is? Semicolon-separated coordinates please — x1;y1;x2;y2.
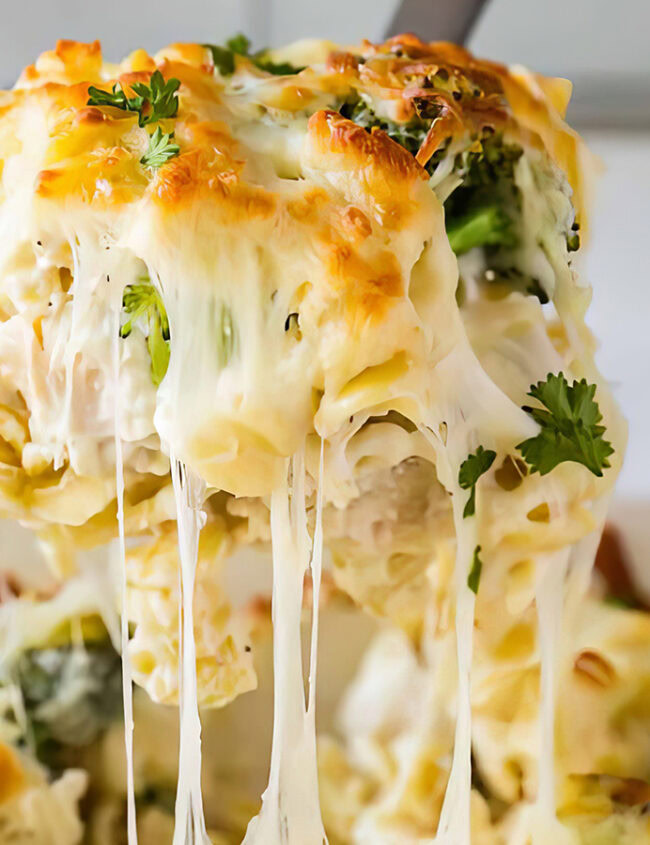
131;70;180;125
459;445;497;518
204;33;304;77
140;126;180;168
516;373;614;477
204;44;237;76
256;57;306;75
87;81;142;113
120;279;170;386
467;545;483;594
87;70;180;127
226;33;251;55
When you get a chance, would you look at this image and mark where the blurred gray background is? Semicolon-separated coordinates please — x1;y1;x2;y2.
2;0;649;127
1;0;648;124
1;0;648;567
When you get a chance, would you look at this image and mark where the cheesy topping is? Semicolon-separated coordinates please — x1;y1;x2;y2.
0;32;635;845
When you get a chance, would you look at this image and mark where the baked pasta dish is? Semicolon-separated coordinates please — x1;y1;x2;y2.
0;31;645;845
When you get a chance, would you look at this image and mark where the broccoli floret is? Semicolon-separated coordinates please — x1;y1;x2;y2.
446;204;517;256
15;643;122;764
338;100;445;174
338;97;583;308
338;98;521;246
443;133;523;255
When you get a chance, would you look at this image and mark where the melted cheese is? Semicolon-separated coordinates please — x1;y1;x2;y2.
433;475;476;845
533;550;572;844
170;457;211;845
0;34;631;845
113;313;138;845
243;452;326;844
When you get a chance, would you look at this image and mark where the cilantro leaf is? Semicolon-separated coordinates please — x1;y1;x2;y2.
140;126;180;168
120;280;170;387
467;545;483;595
459;445;496;518
516;373;614;477
88;71;180;128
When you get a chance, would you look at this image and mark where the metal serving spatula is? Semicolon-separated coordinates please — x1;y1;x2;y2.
384;0;490;44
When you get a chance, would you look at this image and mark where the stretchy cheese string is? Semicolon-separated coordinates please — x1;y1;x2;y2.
171;457;211;845
243;451;326;845
112;309;138;845
432;451;477;845
533;549;573;845
307;440;325;720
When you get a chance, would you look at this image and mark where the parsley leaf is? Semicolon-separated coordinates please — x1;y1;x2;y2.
467;545;483;594
204;33;304;77
120;280;170;387
88;71;180;128
226;34;251;55
254;55;306;76
130;70;180;126
459;445;497;518
516;373;614;477
87;82;143;115
204;44;236;76
140;126;180;168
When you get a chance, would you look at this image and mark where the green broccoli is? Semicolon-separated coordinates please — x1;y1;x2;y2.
446;204;517;256
15;643;122;765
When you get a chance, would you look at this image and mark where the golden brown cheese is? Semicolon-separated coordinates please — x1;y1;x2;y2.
5;36;587;221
